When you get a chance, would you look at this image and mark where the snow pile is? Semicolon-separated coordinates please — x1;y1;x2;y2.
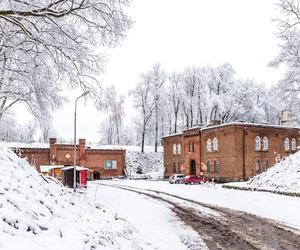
236;151;300;194
125;151;164;179
0;146;142;250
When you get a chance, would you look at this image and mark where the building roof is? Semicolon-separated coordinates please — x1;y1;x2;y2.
61;166;89;171
162;122;300;139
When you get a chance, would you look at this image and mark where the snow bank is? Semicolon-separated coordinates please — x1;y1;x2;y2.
125;151;164;180
229;151;300;194
0;146;142;250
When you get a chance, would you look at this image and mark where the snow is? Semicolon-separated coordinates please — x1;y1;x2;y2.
227;151;300;194
98;180;300;231
125;151;164;179
88;183;207;250
0;146;157;250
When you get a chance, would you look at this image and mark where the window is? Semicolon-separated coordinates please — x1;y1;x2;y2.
255;136;261;150
206;160;211;172
255;159;261;174
213;138;218;151
173;162;176;173
207;139;212;152
262;137;269;150
284;138;290;151
177;144;182;155
263;159;269;171
173;144;177;155
291;138;297;151
188;143;191;152
104;160;117;169
192;143;195;152
214;160;220;173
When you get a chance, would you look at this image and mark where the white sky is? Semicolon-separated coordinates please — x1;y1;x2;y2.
16;0;284;142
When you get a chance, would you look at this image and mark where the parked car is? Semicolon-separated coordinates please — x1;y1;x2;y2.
183;175;208;185
168;174;185;184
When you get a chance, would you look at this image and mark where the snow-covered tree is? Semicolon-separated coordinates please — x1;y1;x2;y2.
271;0;300;123
0;0;132;121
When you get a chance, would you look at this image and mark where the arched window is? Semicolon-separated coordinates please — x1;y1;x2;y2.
255;136;261;150
263;159;269;171
284;138;290;151
214;160;220;173
172;162;176;173
207;139;212;152
291;138;297;151
177;144;182;155
213;138;218;151
255;159;261;174
172;144;177;155
206;160;211;172
263;137;269;150
192;143;195;152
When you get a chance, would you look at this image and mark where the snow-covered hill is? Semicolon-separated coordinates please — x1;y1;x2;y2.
228;151;300;194
125;151;164;179
0;146;142;250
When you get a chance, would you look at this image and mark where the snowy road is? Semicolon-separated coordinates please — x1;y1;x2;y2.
88;182;207;250
90;180;300;250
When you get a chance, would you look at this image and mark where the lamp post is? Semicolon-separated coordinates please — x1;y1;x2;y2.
73;91;89;192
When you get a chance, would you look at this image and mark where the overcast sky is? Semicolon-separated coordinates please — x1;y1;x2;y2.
18;0;283;142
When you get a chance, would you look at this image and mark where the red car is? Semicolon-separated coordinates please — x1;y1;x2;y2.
183;175;208;185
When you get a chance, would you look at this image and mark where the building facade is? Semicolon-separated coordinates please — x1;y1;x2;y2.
163;123;300;182
12;138;126;179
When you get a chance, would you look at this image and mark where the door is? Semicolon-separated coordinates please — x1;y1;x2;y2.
190;160;196;175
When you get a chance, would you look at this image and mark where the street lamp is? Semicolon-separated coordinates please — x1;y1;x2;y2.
73;91;89;192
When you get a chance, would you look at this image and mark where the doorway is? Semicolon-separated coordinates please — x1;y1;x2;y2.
93;171;101;180
190;160;196;175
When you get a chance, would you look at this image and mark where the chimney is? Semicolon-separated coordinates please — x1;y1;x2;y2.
280;110;293;126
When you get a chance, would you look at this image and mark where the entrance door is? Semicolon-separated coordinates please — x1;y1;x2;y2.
190;160;196;175
93;171;101;180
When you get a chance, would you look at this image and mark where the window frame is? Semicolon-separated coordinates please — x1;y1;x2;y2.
284;138;290;151
207;139;212;152
291;138;297;151
255;136;261;151
172;144;177;155
212;138;218;151
104;160;117;170
177;143;182;155
262;137;269;151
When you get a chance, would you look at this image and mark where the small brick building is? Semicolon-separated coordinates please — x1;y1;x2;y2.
12;138;126;179
163;122;300;182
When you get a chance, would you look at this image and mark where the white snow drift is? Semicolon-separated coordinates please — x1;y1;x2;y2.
0;146;143;250
230;151;300;194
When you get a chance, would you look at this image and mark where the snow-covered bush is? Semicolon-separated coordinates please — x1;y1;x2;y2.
244;151;300;194
125;151;164;180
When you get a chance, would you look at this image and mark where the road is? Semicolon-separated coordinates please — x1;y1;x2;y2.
96;182;300;250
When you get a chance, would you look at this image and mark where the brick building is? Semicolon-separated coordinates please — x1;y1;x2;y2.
12;138;126;179
163;122;300;182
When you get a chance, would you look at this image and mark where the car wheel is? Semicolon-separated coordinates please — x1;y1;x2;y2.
175;180;179;184
190;181;194;185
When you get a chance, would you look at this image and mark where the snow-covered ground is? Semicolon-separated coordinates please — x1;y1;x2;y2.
226;151;300;194
98;180;300;231
0;146;169;250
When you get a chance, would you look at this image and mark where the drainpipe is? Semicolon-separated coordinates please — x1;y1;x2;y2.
242;127;246;180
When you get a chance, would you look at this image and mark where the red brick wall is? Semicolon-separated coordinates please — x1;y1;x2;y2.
163;124;300;182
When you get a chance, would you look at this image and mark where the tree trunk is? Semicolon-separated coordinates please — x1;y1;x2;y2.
141;122;146;153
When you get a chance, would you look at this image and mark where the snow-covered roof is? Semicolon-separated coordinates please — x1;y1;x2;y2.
40;165;64;172
61;166;89;171
2;142;49;149
163;122;300;139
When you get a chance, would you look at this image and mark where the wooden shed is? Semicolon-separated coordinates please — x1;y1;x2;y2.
61;166;88;188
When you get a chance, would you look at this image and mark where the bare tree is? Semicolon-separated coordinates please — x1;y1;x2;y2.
130;74;156;153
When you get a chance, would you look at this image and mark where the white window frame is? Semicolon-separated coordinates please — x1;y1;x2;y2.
207;139;212;152
284;138;290;151
104;160;117;170
213;138;218;151
291;138;296;151
177;143;181;155
172;144;177;155
262;137;269;150
255;136;261;150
